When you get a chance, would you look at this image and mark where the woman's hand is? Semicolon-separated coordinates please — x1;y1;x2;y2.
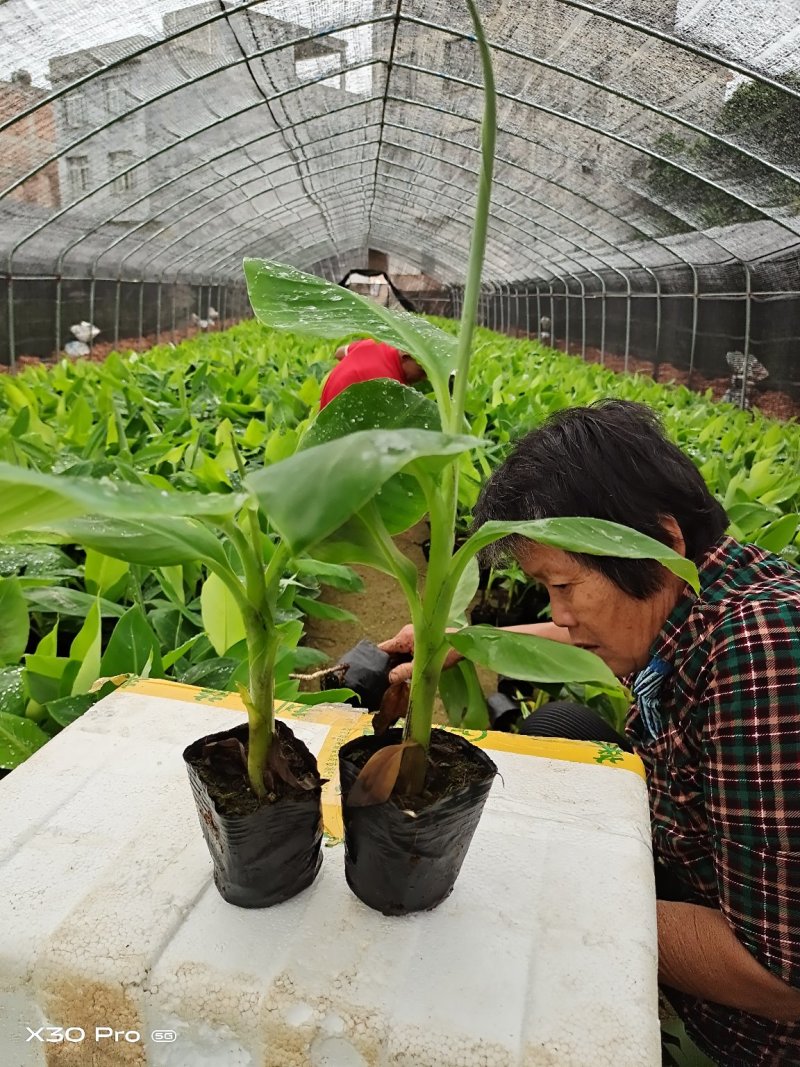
379;620;573;683
378;624;463;684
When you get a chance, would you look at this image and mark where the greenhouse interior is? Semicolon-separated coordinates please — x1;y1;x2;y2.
0;2;799;1066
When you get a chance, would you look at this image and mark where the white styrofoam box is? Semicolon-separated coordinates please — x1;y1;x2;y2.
0;687;660;1066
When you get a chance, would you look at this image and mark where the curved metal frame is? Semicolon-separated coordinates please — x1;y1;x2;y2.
199;157;619;288
2;0;799;369
4;9;798;280
143;107;680;294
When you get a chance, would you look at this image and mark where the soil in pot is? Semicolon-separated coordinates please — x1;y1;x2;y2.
183;718;323;908
339;727;497;915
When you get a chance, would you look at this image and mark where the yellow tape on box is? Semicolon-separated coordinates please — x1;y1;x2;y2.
119;676;644;841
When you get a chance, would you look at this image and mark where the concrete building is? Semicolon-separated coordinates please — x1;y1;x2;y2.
46;1;350;269
0;70;60;209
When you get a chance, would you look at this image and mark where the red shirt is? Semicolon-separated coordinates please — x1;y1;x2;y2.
320;340;405;408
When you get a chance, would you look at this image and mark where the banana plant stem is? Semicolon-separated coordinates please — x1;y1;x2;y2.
244;617;277;798
405;465;458;750
449;0;496;434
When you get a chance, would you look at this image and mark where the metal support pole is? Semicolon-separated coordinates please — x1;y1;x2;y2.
623;271;632;372
137;280;144;346
578;276;586;360
171;282;177;343
599;275;607;364
7;274;15;368
55;275;62;356
88;277;96;355
688;265;699;387
564;279;571;354
644;268;662;379
739;263;753;411
114;279;121;347
535;283;542;337
155;281;162;345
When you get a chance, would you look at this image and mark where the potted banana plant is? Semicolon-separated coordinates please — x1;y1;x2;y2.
0;0;697;918
240;0;699;914
0;455;327;909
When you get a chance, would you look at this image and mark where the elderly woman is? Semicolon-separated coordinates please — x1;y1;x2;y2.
382;400;800;1064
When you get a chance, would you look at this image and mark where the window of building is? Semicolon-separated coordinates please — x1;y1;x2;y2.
109;151;136;193
102;76;125;114
64;93;86;127
66;156;90;198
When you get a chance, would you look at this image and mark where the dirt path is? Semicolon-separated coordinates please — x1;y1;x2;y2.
304;524;428;663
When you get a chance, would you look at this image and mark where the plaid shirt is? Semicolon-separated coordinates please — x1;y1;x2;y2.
625;536;800;1065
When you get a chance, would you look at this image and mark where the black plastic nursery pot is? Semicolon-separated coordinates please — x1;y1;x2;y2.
183;719;323;908
321;639;410;711
487;690;523;732
339;728;497;916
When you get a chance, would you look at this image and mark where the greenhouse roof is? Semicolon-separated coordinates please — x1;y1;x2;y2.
0;0;798;285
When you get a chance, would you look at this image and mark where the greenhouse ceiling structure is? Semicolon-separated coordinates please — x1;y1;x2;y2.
0;0;798;394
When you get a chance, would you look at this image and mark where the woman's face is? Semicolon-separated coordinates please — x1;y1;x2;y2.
517;542;683;677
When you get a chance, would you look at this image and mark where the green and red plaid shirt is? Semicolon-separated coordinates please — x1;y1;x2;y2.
625;536;800;1065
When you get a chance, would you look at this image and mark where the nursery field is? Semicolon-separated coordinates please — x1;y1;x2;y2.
0;317;798;775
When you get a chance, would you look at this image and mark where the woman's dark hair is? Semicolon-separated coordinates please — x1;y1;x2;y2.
473;399;728;599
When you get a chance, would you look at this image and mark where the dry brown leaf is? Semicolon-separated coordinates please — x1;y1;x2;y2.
266;737;320;792
204;736;248;776
372;680;409;736
347;740;426;807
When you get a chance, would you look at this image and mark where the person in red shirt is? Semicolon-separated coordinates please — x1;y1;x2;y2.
320;339;425;409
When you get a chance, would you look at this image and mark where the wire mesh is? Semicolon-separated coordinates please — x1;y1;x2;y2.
0;0;797;399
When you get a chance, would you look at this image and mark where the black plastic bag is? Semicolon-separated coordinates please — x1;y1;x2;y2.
487;691;521;732
184;720;323;908
322;639;405;711
339;728;497;915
